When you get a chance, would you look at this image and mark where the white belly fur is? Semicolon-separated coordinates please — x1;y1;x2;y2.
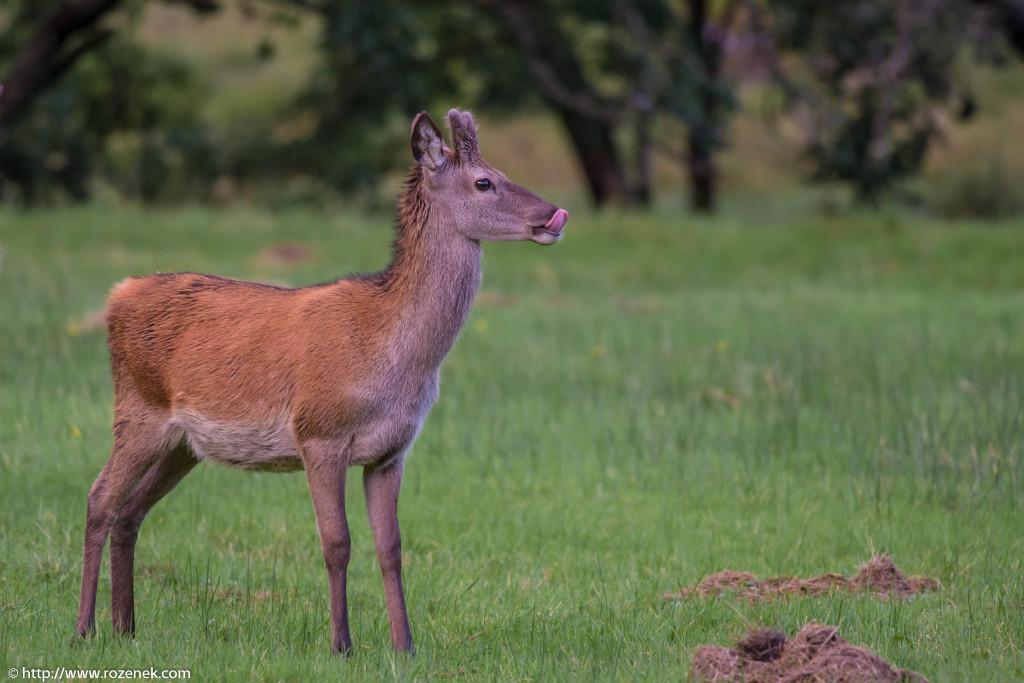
172;409;303;472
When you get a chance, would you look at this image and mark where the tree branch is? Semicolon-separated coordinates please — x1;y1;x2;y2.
0;0;126;129
473;0;623;123
50;28;115;91
0;0;227;132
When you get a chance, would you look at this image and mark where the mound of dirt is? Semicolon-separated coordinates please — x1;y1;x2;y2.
254;242;314;267
666;555;939;603
690;623;928;682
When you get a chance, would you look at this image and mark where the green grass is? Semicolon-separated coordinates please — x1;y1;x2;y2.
1;198;1023;680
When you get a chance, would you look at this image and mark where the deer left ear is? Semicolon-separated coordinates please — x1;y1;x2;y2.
447;109;481;162
411;112;448;171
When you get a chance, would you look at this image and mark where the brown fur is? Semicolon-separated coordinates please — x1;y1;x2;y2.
75;109;568;654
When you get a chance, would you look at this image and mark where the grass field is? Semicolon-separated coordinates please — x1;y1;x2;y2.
1;196;1023;681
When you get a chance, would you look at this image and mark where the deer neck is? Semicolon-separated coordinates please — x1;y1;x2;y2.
376;177;483;372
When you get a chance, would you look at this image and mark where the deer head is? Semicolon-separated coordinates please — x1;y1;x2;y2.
411;109;568;246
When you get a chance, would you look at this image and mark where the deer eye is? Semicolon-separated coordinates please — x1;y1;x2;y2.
475;179;491;191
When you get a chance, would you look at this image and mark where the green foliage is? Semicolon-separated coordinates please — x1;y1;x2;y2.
774;0;972;203
241;1;538;198
1;0;1017;207
2;200;1024;678
89;41;219;203
0;27;217;203
242;1;463;196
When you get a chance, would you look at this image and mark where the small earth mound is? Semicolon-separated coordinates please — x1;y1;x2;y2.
665;555;939;603
254;243;314;267
477;290;519;307
690;623;929;683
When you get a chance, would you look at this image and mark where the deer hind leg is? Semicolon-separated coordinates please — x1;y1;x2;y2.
363;456;413;653
75;417;177;638
109;445;198;636
301;439;352;655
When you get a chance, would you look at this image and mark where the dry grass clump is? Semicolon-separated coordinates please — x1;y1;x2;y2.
690;623;929;682
666;555;939;603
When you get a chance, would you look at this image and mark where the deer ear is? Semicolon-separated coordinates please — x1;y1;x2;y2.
411;112;447;171
447;109;481;162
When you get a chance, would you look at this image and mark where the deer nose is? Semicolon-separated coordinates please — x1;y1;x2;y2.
544;209;568;233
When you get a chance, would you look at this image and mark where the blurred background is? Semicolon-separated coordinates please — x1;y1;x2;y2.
2;0;1024;216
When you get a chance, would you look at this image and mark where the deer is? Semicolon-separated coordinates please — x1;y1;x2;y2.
74;109;568;655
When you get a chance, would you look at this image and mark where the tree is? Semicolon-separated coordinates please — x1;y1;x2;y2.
0;0;216;129
6;0;1002;208
770;0;975;203
472;0;630;205
0;0;219;202
2;0;742;209
680;0;730;211
267;0;637;206
475;0;738;211
242;0;458;196
0;0;123;131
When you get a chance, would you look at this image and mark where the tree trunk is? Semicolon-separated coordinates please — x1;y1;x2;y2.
556;109;627;205
482;0;630;206
688;126;715;212
687;0;721;213
633;105;652;205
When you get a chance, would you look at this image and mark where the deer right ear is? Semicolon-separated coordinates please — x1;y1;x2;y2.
411;112;447;171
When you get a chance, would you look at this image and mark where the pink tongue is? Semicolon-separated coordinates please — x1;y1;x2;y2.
545;209;569;232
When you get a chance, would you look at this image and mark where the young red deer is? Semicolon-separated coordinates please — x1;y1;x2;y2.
75;109;568;654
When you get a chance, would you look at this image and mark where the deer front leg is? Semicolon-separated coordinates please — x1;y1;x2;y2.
302;441;352;655
363;457;413;653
